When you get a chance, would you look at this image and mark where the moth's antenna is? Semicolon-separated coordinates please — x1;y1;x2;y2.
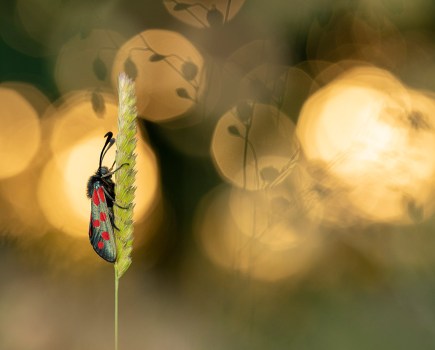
102;138;115;164
99;131;115;168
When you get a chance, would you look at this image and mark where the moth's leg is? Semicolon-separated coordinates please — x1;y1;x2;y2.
101;162;129;178
102;186;129;210
107;208;120;231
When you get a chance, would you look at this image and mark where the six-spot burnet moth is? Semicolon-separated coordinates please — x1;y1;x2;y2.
86;131;128;263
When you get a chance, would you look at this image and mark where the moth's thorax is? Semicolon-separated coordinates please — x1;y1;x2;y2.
86;166;111;199
97;166;111;178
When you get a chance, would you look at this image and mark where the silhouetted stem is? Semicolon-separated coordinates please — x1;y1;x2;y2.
114;268;119;350
242;123;250;189
225;0;232;22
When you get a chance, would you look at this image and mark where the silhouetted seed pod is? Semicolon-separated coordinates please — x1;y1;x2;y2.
173;2;193;11
207;5;224;27
236;101;253;125
93;57;107;81
181;61;198;81
260;166;280;184
227;125;242;137
91;90;105;118
176;87;191;99
149;53;167;62
124;56;138;80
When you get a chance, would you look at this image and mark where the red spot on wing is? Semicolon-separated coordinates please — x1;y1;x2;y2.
97;187;106;202
101;231;110;240
100;212;107;221
97;241;104;249
92;219;100;227
92;190;99;205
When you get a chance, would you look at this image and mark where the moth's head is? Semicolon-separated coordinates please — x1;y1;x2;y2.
97;166;111;178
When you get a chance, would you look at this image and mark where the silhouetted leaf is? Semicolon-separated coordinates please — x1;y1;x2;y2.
236;101;253;125
181;61;198;81
176;87;191;99
91;90;105;118
93;57;107;81
227;125;241;137
174;2;193;11
206;5;224;27
149;53;167;62
124;56;138;80
260;166;279;183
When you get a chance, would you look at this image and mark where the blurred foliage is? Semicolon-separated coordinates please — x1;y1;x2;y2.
2;0;435;349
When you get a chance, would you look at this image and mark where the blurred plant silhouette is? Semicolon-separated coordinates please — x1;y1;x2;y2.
165;0;229;27
2;0;435;349
118;32;202;115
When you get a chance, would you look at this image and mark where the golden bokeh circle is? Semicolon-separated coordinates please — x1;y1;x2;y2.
195;185;321;282
0;86;41;180
296;67;435;224
112;30;204;122
211;102;298;190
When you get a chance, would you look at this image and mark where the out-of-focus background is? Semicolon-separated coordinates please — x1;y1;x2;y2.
2;0;435;349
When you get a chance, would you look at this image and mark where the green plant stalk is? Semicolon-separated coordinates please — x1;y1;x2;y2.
115;268;119;350
114;72;137;350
